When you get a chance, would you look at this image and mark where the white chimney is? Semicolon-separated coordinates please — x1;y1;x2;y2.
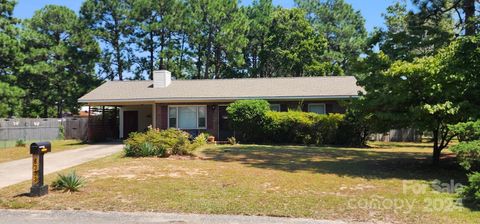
153;70;171;88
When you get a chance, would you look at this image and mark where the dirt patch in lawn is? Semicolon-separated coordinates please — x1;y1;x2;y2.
85;158;209;181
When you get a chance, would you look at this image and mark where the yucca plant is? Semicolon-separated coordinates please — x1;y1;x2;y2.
51;170;85;192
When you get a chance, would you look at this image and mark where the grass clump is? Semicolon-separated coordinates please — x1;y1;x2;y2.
51;170;85;192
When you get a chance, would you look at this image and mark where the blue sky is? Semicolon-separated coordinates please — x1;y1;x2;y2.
13;0;405;32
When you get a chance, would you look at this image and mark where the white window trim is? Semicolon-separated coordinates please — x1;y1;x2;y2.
270;104;281;111
308;103;326;114
168;105;207;130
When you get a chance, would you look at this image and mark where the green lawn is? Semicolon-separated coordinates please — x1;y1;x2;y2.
0;142;478;223
0;140;86;163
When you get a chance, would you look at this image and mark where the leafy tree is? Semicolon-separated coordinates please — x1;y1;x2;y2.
242;0;275;77
0;82;24;117
374;0;455;62
20;5;100;117
295;0;367;75
80;0;133;80
185;0;249;79
412;0;478;36
262;8;329;77
359;36;480;165
0;0;23;84
129;0;185;79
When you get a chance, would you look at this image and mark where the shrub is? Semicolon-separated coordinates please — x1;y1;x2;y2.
459;172;480;208
264;111;344;145
450;120;480;142
51;170;85;192
227;136;237;145
226;99;270;142
58;124;65;140
15;139;26;147
336;110;370;147
124;128;203;157
450;140;480;172
191;133;208;149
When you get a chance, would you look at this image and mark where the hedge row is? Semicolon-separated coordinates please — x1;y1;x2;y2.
227;100;367;146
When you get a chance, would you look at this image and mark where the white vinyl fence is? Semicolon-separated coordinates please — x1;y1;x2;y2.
0;118;88;148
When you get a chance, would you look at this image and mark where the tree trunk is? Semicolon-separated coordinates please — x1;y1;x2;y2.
149;32;155;80
463;0;476;36
432;127;441;165
159;32;165;70
115;44;123;81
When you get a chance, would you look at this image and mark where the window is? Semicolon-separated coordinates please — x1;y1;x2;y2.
270;104;281;112
308;103;326;114
168;106;207;129
168;107;177;128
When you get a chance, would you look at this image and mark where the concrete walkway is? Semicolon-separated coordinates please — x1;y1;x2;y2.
0;210;351;224
0;143;123;188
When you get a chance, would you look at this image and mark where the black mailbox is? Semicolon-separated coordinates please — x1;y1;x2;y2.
30;141;51;197
30;142;51;154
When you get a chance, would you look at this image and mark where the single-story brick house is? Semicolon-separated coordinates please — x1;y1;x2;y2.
78;70;363;140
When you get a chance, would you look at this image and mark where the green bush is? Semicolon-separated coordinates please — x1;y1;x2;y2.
450;120;480;142
191;132;208;149
124;128;203;157
51;170;85;192
265;111;344;145
227;99;270;142
459;172;480;208
450;140;480;172
15;139;26;147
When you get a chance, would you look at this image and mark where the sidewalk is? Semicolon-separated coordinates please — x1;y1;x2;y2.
0;143;123;188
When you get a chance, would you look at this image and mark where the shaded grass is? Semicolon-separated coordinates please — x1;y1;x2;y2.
0;142;478;223
0;140;86;163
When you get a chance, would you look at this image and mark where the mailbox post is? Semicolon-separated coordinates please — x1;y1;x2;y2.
30;142;51;197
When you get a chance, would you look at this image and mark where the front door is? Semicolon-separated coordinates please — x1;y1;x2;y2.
218;106;234;140
123;111;138;138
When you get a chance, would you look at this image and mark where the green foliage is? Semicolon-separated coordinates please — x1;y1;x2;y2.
358;36;480;164
191;132;208;149
80;0;132;81
335;103;371;147
226;100;270;142
0;82;24;117
186;0;249;79
58;124;65;140
295;0;367;74
265;111;345;145
0;0;23;84
450;141;480;172
129;0;185;79
374;0;454;62
261;7;329;77
449;120;480;142
459;172;480;208
227;136;237;145
15;139;26;147
124;128;202;157
51;170;85;192
20;5;100;117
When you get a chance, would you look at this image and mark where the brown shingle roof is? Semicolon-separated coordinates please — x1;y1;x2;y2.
78;76;363;103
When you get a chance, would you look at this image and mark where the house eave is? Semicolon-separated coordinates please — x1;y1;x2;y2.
78;95;359;106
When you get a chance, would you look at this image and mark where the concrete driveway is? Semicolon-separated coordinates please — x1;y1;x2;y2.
0;210;351;224
0;143;123;188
